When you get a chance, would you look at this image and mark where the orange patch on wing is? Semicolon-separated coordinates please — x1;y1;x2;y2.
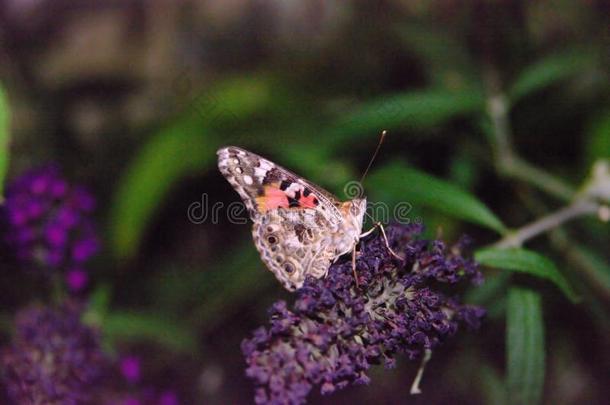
256;184;289;212
298;194;318;208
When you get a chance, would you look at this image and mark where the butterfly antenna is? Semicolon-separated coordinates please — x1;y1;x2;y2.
359;130;387;223
359;130;387;185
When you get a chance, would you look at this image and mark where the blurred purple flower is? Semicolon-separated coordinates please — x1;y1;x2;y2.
159;391;179;405
3;166;99;290
2;304;108;404
66;269;89;292
242;224;485;404
120;356;142;384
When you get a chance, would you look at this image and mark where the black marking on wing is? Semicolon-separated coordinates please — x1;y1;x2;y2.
288;197;300;208
264;168;283;185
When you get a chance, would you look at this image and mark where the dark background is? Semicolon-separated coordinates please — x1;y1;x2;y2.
0;1;608;404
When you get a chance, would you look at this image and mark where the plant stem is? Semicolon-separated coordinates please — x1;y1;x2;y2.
493;200;599;248
503;157;576;202
485;82;576;202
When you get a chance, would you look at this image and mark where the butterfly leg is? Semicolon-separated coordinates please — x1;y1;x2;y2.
359;226;377;239
351;245;359;286
360;222;404;260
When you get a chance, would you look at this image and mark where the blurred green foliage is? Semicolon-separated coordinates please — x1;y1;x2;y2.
507;287;545;405
368;161;506;233
1;2;609;403
476;248;579;302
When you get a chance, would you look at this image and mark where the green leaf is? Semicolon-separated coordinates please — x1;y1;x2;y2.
509;50;593;104
173;74;272;129
328;88;484;146
108;125;213;259
103;311;196;353
506;287;545;405
198;76;273;129
82;284;112;327
109;76;273;259
475;248;580;302
367;161;506;234
0;84;10;197
584;111;610;168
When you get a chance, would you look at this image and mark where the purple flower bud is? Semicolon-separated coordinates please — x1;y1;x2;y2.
120;356;142;384
242;224;486;404
66;269;89;292
2;166;99;291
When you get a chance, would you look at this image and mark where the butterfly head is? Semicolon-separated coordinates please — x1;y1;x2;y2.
340;198;367;237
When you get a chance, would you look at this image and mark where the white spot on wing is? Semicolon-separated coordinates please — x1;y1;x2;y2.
243;175;253;185
258;160;273;170
254;167;267;179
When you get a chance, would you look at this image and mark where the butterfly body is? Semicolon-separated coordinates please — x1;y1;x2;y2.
217;146;366;291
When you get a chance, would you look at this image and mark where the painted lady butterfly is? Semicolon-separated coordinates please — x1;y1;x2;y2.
217;146;367;291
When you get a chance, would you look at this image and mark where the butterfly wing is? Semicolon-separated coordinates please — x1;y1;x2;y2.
217;146;363;291
217;146;342;223
252;208;338;290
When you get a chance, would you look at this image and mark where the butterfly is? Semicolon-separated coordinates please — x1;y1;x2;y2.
217;146;368;291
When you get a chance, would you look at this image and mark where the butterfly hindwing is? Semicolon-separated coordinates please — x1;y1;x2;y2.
252;208;337;290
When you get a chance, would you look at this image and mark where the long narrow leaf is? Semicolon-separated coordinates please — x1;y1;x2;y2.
507;287;545;405
0;84;10;196
584;111;610;168
476;248;579;302
509;50;593;104
328;88;484;146
109;76;272;259
103;311;197;353
367;161;506;234
109;126;213;259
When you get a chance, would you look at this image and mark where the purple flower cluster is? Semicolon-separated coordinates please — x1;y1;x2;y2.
3;166;99;291
242;224;485;404
1;304;108;404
